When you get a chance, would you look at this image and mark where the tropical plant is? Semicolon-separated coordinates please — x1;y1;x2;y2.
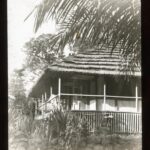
64;114;89;150
27;0;141;69
45;108;89;150
47;108;68;140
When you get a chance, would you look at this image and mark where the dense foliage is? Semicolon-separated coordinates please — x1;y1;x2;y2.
12;34;64;95
9;103;89;150
24;34;64;72
46;108;89;150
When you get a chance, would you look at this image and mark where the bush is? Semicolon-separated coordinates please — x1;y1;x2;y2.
46;109;89;150
64;115;89;150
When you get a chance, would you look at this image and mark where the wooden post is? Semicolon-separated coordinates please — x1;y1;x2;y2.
34;100;37;116
42;94;44;117
103;84;106;111
135;86;138;112
36;100;38;115
58;78;61;107
50;86;53;96
45;92;47;112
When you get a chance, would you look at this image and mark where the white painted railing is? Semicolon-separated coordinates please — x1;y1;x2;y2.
36;93;142;116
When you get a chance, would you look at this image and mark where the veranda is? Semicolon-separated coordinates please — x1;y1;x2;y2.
33;77;142;134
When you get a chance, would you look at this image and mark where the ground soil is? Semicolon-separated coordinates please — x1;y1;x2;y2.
9;133;142;150
79;134;142;150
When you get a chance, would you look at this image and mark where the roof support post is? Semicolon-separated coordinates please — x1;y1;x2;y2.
50;86;53;96
58;77;61;108
42;94;44;118
35;99;37;116
36;99;39;114
135;86;138;112
45;92;47;112
103;84;106;111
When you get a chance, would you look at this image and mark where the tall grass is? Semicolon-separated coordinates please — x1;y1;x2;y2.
9;97;49;150
9;99;89;150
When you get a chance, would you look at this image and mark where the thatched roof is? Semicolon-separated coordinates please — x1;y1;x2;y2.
29;46;141;97
47;46;141;76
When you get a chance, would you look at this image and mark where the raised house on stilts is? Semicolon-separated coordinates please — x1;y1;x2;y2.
29;44;141;134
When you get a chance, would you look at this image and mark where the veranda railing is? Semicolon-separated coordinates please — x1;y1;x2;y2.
70;110;142;134
34;93;142;134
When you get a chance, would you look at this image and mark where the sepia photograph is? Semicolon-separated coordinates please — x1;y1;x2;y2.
8;0;141;150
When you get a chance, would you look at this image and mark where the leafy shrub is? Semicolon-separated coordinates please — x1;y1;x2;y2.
64;115;83;150
47;108;68;141
46;109;89;150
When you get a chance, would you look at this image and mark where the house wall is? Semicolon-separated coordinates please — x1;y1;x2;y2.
105;99;116;111
71;99;142;112
89;99;96;110
118;100;135;112
95;99;141;112
71;99;97;110
97;99;103;110
89;76;141;112
60;75;141;112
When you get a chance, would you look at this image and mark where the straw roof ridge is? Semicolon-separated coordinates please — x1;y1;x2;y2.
74;55;120;59
59;60;126;66
51;63;140;72
66;58;124;62
48;66;140;76
78;52;120;55
48;47;141;76
53;62;126;68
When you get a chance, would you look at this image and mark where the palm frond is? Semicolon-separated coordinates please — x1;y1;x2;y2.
30;0;141;70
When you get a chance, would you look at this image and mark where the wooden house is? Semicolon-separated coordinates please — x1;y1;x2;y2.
29;45;141;134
